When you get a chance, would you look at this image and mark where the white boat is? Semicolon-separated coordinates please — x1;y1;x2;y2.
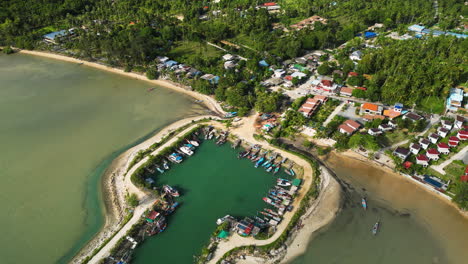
277;179;291;187
168;153;183;163
179;146;194;156
189;140;199;147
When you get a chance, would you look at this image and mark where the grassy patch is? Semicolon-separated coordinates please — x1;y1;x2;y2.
167;41;223;61
417;96;445;114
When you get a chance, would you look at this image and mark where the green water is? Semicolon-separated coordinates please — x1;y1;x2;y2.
0;54;204;264
133;140;280;263
292;153;468;264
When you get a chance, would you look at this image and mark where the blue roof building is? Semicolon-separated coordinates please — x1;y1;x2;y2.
164;60;178;67
446;88;464;112
364;31;377;38
408;25;425;32
259;60;269;67
43;30;68;43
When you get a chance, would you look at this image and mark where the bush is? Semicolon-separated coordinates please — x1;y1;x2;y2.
2;46;14;54
126;193;139;207
146;68;159;80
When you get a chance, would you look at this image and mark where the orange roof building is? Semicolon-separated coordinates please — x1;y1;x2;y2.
360;103;383;115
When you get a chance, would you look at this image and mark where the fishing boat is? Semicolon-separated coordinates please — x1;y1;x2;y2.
255;157;264;168
266;166;273;172
165;202;179;215
168;153;183;163
277;179;291;187
179;146;194;156
362;197;367;210
372;221;380;235
188;140;199;147
163;161;170;170
156;166;164;174
163;185;180;197
289;169;295;176
273;166;280;174
284;169;292;175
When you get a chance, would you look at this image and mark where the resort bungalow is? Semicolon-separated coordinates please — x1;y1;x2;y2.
437;127;449;138
338;119;361;135
410;143;421;155
446;88;464;112
200;74;220;84
441;120;453;130
426;148;440;160
448;136;460;147
419;138;431;149
393;147;410;160
429;133;440;144
403;112;423;122
339;87;354;97
350;50;363;61
388;120;398;128
378;124;393;131
437;143;450;155
457;130;468;141
368;128;383;136
416;154;429;167
360;103;383;116
455;116;465;129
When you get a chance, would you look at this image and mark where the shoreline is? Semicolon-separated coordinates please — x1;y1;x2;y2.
337;150;468;220
15;49;226;116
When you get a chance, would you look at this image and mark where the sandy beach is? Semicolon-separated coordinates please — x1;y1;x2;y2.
15;49;226;116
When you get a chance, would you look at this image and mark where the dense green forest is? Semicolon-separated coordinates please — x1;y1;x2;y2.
0;0;467;113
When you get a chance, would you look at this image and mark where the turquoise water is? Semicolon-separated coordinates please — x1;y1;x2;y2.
0;53;204;264
133;140;281;263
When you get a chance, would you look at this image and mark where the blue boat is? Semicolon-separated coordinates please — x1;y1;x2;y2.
361;198;367;210
273;167;280;174
255;158;264;168
262;161;270;167
289;169;295;176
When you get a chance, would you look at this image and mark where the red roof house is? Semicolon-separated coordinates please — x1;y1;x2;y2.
457;130;468;140
298;98;321;118
263;2;277;6
416;154;429;167
321;80;333;87
348;72;359;77
448;136;460;147
356;87;367;91
403;161;413;169
437;142;450;154
426;148;440;160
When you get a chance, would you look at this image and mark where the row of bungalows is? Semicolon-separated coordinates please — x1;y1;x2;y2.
156;56;211;80
338;119;361;135
396;117;467;167
408;24;468;39
298;95;328;118
367;121;396;136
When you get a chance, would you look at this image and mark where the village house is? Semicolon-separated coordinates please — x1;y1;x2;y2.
393;147;410;160
273;69;286;78
222;54;236;61
157;56;169;63
437;127;449;138
419;138;431;149
448;136;460;147
457;130;468;140
437;142;450;154
224;60;237;70
368;128;383;136
410;143;421;155
339;87;354;97
416;154;430;167
388;120;398;128
350;50;363;61
378;124;393;131
383;103;403;119
43;29;74;44
290;15;328;30
441;120;453;130
338;119;361;135
426;148;440;160
455;116;465;129
316;79;338;93
461;166;468;182
403;112;423;122
429;133;440;144
360;103;383;115
446;88;464;112
200;74;220;84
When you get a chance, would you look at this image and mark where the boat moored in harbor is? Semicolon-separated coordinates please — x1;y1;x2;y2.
362;197;367;210
163;185;180;197
372;221;380;235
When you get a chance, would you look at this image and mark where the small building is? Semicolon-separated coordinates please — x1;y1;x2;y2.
164;60;178;68
441;120;453;130
448;136;460;147
360;103;383;115
383;103;404;119
393;147;410;160
410;143;421;155
273;69;286;78
368;128;383;136
461;166;468;182
291;71;307;79
350;50;363;61
437;127;449;138
364;31;377;39
426;148;440;160
338;119;361;135
429;133;440;144
348;71;359;77
419;138;431;149
457;130;468;141
416;154;429;167
222;54;236;61
339;87;354;97
455;116;465;129
43;29;70;44
388;120;398;128
290;15;328;30
403;112;423;122
437;142;450;155
408;24;425;32
157;56;169;63
224;61;237;70
379;124;393;131
200;74;220;84
446;88;464;112
259;60;269;67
